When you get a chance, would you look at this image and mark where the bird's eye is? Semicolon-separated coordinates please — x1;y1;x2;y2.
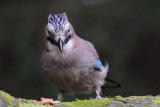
48;30;52;35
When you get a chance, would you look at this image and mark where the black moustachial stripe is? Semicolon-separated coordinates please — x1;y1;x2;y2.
47;35;71;46
47;37;58;46
64;35;71;44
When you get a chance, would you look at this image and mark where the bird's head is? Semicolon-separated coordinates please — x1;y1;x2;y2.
45;12;75;53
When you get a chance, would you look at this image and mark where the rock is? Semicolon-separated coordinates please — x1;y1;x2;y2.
0;99;8;107
0;90;160;107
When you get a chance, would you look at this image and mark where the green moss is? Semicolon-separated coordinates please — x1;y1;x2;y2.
115;95;152;101
62;98;112;107
118;102;123;106
19;103;45;107
144;103;148;106
127;104;134;107
0;91;16;107
0;90;159;107
152;96;160;107
0;90;46;107
17;99;42;107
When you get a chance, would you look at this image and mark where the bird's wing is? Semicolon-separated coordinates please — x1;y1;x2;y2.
85;41;110;71
86;41;99;59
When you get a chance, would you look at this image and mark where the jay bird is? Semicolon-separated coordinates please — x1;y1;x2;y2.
41;12;121;101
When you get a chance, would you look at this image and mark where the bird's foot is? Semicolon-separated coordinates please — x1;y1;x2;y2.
57;92;64;101
96;95;102;100
94;87;102;100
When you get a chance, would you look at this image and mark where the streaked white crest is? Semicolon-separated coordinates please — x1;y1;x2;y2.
47;12;70;33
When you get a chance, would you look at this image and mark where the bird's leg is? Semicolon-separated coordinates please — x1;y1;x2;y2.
94;87;102;99
95;90;102;99
57;92;64;101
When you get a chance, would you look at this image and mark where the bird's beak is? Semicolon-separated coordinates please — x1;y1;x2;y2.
58;39;63;53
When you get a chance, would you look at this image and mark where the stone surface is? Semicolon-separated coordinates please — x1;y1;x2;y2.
1;91;160;107
0;99;8;107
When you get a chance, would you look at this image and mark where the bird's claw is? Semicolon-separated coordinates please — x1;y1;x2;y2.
96;95;102;100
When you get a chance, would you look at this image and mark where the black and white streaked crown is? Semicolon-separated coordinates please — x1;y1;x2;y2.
47;12;70;33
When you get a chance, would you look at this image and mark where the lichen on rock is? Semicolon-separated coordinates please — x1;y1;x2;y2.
0;90;160;107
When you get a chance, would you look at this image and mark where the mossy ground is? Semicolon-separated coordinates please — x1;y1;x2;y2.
0;90;160;107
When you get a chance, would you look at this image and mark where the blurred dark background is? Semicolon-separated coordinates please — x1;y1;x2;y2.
0;0;160;101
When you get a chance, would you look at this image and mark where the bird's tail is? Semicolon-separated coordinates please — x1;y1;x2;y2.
100;59;121;88
102;78;121;88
